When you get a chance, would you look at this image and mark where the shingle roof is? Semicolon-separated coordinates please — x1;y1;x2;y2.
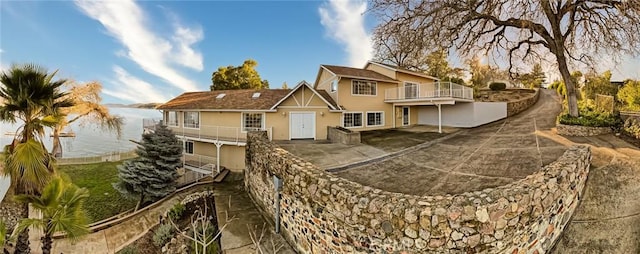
369;61;439;80
157;89;290;110
322;65;397;82
316;90;340;110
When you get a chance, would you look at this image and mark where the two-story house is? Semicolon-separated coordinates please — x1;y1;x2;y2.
157;61;477;176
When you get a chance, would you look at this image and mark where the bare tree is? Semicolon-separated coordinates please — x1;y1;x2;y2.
371;0;640;117
372;19;429;70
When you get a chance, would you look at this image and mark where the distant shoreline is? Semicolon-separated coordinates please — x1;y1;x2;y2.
104;103;162;109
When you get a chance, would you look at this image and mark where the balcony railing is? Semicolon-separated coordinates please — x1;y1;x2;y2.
169;124;272;143
182;153;218;175
385;82;474;102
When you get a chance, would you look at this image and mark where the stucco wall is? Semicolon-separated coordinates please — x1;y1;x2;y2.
418;102;508;128
245;132;590;253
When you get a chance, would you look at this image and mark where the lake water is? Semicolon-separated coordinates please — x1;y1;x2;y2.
0;107;162;158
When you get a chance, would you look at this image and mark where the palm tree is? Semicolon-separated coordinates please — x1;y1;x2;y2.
51;81;123;157
12;177;90;254
0;63;74;253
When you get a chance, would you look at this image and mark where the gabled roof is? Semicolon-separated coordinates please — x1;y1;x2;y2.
270;81;341;110
366;61;440;81
321;65;398;83
157;89;290;111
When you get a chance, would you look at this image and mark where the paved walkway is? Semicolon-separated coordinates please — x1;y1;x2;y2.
214;172;294;254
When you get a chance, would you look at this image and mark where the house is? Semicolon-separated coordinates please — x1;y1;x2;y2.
156;61;489;175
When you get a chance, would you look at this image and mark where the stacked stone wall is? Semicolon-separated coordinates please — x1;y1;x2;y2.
245;132;590;253
556;123;613;136
507;89;540;116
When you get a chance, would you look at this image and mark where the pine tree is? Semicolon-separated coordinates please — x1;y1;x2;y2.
113;124;182;211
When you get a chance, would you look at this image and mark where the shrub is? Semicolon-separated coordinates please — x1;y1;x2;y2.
623;119;640;139
168;203;186;221
153;223;175;247
117;246;138;254
489;82;507;91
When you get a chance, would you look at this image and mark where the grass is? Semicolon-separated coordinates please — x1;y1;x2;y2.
58;161;137;223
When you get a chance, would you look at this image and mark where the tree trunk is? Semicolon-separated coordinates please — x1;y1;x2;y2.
13;203;30;254
40;234;52;254
135;193;145;211
51;133;62;158
556;50;579;117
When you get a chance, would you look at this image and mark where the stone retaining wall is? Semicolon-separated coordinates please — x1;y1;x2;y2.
507;89;540;116
245;132;590;253
556;123;613;136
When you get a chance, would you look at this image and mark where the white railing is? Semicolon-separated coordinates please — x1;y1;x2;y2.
385;82;474;101
182;153;218;175
167;124;272;143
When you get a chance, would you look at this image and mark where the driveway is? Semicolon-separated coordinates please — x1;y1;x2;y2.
335;89;567;195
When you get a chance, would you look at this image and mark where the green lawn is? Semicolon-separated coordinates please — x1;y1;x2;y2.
58;161;137;223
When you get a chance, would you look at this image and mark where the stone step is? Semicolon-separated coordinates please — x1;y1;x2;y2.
213;168;230;183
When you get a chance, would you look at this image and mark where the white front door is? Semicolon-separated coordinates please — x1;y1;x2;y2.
290;112;315;139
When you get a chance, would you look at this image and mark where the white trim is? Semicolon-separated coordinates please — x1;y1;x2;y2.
289;111;316;140
270;81;337;110
278;106;328;109
165;111;179;127
366;61;440;81
240;112;265;133
315;66;337;89
182;111;200;129
404;81;420;99
342;111;364;128
402;107;410;126
365;111;385;127
351;80;377;96
163;109;277;112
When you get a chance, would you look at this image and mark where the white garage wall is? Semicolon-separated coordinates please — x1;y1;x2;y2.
417;102;507;127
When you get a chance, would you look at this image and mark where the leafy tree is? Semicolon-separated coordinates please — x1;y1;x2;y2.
210;59;269;91
0;64;74;253
581;70;618;100
113;124;182;211
371;0;640;117
617;80;640;111
52;81;123;157
549;71;583;100
282;82;289;90
425;48;452;79
13;177;89;254
467;56;509;88
517;64;546;89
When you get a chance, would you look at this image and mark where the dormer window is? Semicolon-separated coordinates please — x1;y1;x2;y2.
252;92;261;98
216;93;226;99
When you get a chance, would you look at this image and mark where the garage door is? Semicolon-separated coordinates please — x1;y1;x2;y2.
290;112;315;139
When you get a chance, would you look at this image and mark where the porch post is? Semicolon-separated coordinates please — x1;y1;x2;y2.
392;104;396;128
214;141;222;174
437;104;442;133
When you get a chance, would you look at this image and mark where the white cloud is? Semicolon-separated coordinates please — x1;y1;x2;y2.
103;66;168;103
74;0;202;93
319;0;372;67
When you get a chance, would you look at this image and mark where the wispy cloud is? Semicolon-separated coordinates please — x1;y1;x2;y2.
103;66;168;103
74;0;203;97
319;0;372;67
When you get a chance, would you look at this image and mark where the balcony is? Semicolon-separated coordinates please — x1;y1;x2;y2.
182;153;218;175
168;124;272;145
385;82;474;104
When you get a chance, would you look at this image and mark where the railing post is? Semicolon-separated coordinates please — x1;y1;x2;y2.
450;82;453;97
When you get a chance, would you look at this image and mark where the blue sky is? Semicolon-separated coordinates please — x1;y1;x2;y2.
1;0;639;103
0;0;374;103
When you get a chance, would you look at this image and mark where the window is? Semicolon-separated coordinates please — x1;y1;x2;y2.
331;80;338;93
367;112;384;127
352;80;377;95
242;113;263;131
165;111;178;126
343;112;363;128
184;112;199;128
184;141;194;154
